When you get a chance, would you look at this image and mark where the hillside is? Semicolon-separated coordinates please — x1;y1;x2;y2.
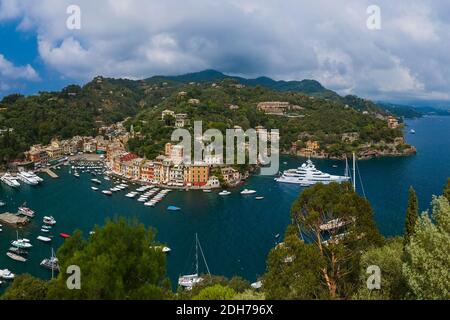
0;71;413;164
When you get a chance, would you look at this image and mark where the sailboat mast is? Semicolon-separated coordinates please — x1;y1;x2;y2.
195;233;199;276
352;152;356;191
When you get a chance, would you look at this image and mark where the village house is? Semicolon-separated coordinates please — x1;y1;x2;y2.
175;113;190;128
387;116;399;129
188;98;200;105
140;160;155;182
221;167;241;186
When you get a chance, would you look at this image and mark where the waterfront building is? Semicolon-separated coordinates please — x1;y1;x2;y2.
221;167;241;186
141;160;155;182
170;145;184;165
185;164;210;187
169;165;185;186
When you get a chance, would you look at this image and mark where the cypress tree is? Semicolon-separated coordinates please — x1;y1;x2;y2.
404;186;418;245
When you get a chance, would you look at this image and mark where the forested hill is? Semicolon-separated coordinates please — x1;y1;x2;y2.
0;71;406;163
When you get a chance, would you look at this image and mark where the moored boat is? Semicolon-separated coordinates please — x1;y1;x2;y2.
240;189;256;195
37;235;52;243
6;252;27;262
43;216;56;225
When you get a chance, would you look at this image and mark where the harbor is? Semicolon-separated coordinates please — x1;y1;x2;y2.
0;116;450;291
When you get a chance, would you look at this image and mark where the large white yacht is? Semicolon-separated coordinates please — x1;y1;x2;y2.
17;172;39;185
275;159;350;186
0;173;20;188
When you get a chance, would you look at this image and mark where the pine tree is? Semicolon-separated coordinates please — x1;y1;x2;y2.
404;186;419;245
444;178;450;203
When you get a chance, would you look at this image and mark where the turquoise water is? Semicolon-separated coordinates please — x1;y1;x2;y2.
0;116;449;291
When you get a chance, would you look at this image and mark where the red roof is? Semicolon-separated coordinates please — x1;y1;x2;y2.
119;153;138;162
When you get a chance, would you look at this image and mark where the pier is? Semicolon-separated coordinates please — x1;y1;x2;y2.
0;212;30;227
42;168;59;178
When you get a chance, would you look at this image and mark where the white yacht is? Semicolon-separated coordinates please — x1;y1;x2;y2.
43;216;56;225
0;269;15;280
218;190;231;196
17;172;39;185
1;173;20;188
275;159;350;186
27;171;43;182
240;189;256;195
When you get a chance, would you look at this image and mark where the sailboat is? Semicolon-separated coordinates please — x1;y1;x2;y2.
40;248;60;276
178;233;210;290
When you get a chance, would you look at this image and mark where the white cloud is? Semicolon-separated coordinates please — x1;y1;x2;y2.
0;53;39;94
1;0;450;101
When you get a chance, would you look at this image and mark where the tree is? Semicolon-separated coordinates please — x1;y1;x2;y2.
192;284;236;300
1;274;49;300
444;178;450;203
263;225;328;299
404;186;419;245
403;196;450;299
290;182;383;298
353;238;409;300
45;218;171;300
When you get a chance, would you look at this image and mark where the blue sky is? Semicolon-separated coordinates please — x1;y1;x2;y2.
1;0;450;106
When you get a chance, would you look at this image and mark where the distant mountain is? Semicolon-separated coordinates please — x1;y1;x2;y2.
150;69;338;98
378;102;450;118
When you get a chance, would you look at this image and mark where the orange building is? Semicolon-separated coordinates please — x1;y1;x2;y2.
141;161;155;182
185;164;209;187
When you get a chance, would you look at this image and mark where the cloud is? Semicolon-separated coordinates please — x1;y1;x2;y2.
0;53;39;94
1;0;450;102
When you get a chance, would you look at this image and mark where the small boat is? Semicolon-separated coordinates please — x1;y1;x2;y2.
0;201;5;207
202;189;212;193
43;216;56;225
219;190;231;196
410;129;416;134
37;235;52;243
240;189;257;195
255;196;264;200
60;233;70;239
91;178;101;184
7;252;27;262
8;247;28;255
162;246;171;253
18;204;35;218
91;186;99;191
41;228;50;233
0;269;15;280
167;206;181;211
42;225;52;230
102;190;112;195
74;172;80;178
11;238;33;249
103;176;111;181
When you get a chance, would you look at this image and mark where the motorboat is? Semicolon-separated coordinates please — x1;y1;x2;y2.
255;196;264;200
102;190;113;195
18;204;35;218
0;173;20;188
91;186;99;191
240;189;256;195
8;247;28;255
91;178;102;184
218;190;231;196
11;239;33;249
43;216;57;225
0;269;15;280
167;206;181;211
37;235;52;243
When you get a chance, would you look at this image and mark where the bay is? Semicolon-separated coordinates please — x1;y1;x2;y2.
0;116;449;291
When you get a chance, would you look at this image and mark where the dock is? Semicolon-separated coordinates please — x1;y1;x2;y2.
42;168;59;178
0;212;30;227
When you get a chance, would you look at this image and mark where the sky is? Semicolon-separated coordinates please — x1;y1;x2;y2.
0;0;449;105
